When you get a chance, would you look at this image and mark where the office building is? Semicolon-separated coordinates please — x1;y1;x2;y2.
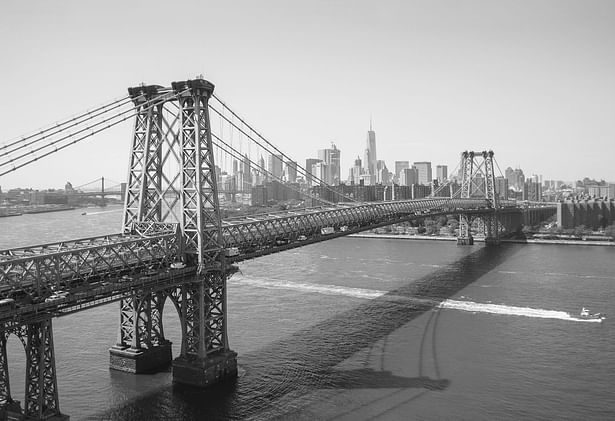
436;165;448;182
413;162;432;185
285;161;297;183
399;167;419;186
305;158;322;186
364;121;377;176
268;154;283;180
317;143;341;185
395;161;409;179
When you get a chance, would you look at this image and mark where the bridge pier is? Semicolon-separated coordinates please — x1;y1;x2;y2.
109;342;173;374
456;235;474;245
109;292;173;374
172;350;238;388
171;270;238;387
0;317;69;421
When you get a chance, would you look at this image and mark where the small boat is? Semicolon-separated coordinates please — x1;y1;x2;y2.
580;307;606;320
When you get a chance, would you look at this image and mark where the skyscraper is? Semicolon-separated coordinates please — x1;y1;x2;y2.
365;120;377;177
285;161;297;183
317;143;341;185
268;154;283;180
400;167;419;186
395;161;410;179
413;162;432;185
305;158;322;186
242;154;252;185
436;165;448;182
348;156;362;185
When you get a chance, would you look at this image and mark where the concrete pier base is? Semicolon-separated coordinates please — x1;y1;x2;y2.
172;350;238;388
457;236;474;245
484;237;501;246
0;399;69;421
109;342;172;374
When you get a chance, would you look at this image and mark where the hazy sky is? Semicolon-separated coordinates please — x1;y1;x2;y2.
1;0;613;189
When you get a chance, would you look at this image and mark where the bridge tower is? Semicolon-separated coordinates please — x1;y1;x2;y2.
109;78;237;387
457;150;500;245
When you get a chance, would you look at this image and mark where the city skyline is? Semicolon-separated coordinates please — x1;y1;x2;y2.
1;1;614;189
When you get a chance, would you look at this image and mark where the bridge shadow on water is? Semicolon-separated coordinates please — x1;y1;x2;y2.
96;245;519;420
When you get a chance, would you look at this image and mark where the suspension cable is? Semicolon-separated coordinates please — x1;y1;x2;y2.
209;101;356;203
211;133;332;206
0;95;132;153
0;91;181;176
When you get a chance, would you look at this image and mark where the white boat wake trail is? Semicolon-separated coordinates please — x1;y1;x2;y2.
233;277;601;323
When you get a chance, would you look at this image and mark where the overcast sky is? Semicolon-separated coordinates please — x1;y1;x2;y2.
0;0;613;189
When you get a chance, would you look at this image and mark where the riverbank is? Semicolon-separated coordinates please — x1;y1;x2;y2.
0;204;76;216
350;233;615;246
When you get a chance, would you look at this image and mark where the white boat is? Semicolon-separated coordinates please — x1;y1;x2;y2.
580;307;606;320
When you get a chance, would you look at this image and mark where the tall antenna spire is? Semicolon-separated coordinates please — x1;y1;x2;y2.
369;115;373;131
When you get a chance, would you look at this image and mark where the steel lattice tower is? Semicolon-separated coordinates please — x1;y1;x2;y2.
457;150;500;245
110;78;237;386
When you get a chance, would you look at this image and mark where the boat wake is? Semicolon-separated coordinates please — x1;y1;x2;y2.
232;277;603;323
439;300;603;323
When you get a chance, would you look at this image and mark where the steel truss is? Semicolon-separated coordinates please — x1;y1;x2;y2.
457;151;500;244
0;318;64;420
116;291;167;350
219;197;512;255
114;269;230;358
0;224;179;304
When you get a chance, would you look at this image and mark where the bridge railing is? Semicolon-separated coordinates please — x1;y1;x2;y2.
0;227;180;302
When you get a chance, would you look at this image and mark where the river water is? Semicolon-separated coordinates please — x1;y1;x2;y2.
1;206;614;420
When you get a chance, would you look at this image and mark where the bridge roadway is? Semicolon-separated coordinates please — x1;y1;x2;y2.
0;198;546;326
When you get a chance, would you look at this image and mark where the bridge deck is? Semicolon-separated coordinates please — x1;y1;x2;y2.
0;199;554;324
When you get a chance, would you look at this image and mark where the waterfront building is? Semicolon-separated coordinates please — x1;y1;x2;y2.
523;180;542;201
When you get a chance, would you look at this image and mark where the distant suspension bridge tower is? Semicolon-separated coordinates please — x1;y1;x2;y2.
457;150;500;246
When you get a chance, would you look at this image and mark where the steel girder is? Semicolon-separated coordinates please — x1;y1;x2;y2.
0;227;179;303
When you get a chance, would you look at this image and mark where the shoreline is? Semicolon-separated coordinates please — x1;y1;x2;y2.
349;233;615;246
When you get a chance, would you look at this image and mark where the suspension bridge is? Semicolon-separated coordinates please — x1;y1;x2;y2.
0;77;555;420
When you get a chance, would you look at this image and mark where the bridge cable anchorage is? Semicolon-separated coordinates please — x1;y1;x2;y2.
211;133;334;206
210;96;357;204
0;95;132;156
0;91;183;177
